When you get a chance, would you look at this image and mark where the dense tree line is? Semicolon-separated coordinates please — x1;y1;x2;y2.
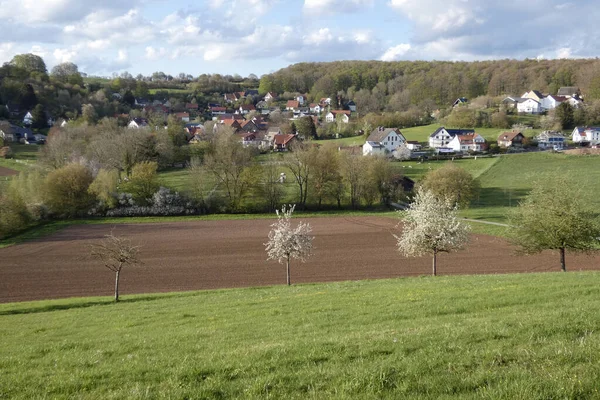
258;59;600;111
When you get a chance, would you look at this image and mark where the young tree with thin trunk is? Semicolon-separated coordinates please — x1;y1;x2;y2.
265;205;314;285
395;188;469;276
507;177;600;272
90;233;142;302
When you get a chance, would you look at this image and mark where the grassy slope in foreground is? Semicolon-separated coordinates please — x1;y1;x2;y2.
1;273;600;399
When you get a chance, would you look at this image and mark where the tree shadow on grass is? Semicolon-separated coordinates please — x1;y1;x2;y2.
0;291;204;316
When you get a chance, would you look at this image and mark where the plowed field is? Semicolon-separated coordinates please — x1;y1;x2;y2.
1;217;598;303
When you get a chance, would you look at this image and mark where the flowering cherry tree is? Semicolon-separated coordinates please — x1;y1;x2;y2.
395;188;469;276
265;204;314;285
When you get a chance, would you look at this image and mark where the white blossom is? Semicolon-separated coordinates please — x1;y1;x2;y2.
395;188;469;275
265;204;314;285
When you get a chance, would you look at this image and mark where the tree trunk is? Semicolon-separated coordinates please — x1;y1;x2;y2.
432;251;437;276
560;247;566;272
286;256;291;286
114;269;121;302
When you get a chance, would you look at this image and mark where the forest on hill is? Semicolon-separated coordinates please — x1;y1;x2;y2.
258;59;600;111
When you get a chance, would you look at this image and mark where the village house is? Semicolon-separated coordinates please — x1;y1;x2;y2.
309;103;322;114
536;131;565;150
497;131;525;148
238;104;256;115
210;106;227;116
221;119;242;133
325;110;350;123
224;93;240;103
23;111;33;125
296;95;307;105
264;92;277;102
286;100;300;111
128;118;149;129
522;90;544;102
452;97;468;107
347;100;357;112
572;126;600;145
428;127;475;149
363;127;406;156
405;141;422;151
134;98;150;107
517;98;542;114
540;95;566;111
174;112;190;122
185;103;199;112
240;120;258;133
557;87;581;98
273;134;296;151
447;133;487;153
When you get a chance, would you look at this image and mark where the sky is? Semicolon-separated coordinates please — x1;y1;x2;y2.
0;0;598;77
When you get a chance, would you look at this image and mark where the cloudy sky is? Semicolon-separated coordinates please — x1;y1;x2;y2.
0;0;597;77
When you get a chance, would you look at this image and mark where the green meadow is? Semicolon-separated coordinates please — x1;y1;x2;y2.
2;272;600;399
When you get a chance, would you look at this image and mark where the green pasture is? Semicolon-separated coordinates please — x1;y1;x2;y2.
2;272;600;399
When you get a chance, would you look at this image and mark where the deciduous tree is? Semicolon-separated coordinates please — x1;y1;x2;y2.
507;177;600;272
90;233;142;302
265;205;314;285
395;188;469;276
421;163;479;208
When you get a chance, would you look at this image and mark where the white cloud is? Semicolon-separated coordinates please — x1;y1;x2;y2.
380;43;411;61
304;0;373;15
145;47;168;61
387;0;600;60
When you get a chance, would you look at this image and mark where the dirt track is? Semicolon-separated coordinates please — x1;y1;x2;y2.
1;217;599;303
0;166;18;177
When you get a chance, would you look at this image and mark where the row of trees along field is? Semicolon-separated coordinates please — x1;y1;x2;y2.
94;173;599;302
5;53;600;126
0;121;419;238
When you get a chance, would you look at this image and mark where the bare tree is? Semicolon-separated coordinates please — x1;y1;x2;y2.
90;233;143;302
395;188;469;276
284;143;316;209
265;205;314;285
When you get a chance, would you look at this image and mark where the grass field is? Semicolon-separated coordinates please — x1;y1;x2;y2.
1;272;600;398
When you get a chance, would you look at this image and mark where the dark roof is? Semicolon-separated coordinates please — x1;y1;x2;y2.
498;131;524;141
367;127;403;142
430;127;474;138
557;87;580;96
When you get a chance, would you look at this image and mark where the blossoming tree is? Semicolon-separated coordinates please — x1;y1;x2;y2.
395;188;469;276
265;204;314;285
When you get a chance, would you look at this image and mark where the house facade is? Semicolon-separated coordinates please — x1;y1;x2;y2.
540;95;565;111
325;110;350;123
572;126;600;144
428;127;474;149
447;133;487;153
363;127;406;156
536;131;565;150
497;131;525;148
517;98;542;114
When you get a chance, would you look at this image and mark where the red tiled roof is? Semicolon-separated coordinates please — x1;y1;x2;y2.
287;100;299;108
274;134;295;145
186;103;198;109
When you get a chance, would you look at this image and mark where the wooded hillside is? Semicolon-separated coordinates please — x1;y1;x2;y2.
258;59;600;111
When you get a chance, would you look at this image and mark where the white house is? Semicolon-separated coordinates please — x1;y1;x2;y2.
572;126;600;145
540;95;565;111
405;141;422;151
264;92;276;102
363;127;406;156
296;95;306;105
23;111;33;125
128;118;149;129
566;97;583;108
325;110;350;123
517;98;542;114
428;127;475;149
309;103;322;114
536;131;565;150
447;133;487;153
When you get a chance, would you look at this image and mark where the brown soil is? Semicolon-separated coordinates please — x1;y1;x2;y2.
0;166;18;176
1;217;598;303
